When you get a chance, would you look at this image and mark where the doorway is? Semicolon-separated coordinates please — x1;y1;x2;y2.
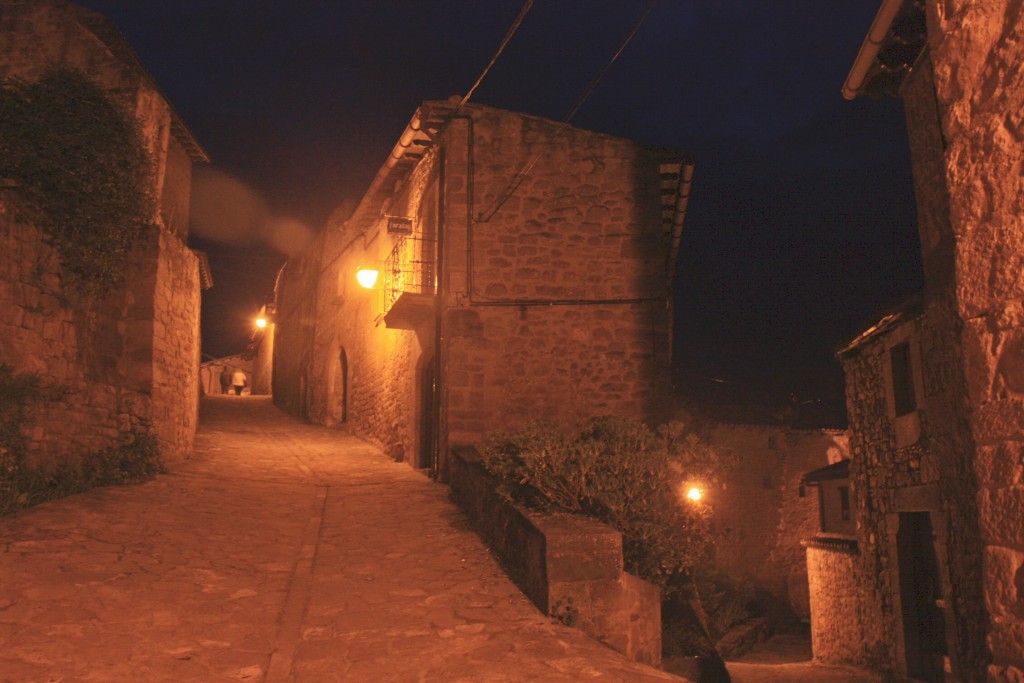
897;511;946;682
418;357;435;471
335;347;349;425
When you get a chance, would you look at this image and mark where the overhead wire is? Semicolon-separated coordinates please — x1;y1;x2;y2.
563;0;658;124
456;0;535;112
476;0;660;223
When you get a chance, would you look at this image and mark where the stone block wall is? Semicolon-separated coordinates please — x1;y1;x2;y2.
444;302;670;446
441;107;677;457
927;3;1024;679
806;540;885;668
277;184;434;463
251;324;274;396
1;202;141;462
706;422;847;619
277;102;678;477
0;1;203;470
271;256;318;418
149;229;200;462
838;300;986;680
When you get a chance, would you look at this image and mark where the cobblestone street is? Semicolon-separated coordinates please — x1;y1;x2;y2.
0;396;682;682
0;396;880;682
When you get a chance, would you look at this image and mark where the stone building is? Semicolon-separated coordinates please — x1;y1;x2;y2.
0;1;208;465
804;1;1024;681
273;99;692;478
699;419;848;622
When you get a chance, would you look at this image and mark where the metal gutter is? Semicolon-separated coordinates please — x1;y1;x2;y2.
841;0;906;100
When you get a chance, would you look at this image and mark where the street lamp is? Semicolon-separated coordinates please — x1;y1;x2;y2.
255;317;268;329
356;267;379;289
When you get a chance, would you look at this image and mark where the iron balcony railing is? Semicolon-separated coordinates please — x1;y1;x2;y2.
383;234;436;314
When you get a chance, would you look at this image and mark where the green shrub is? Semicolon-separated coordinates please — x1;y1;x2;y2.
480;417;729;591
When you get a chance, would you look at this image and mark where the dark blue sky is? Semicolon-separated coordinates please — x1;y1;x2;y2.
77;0;921;424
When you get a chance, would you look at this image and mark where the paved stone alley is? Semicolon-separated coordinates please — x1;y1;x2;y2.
0;396;879;682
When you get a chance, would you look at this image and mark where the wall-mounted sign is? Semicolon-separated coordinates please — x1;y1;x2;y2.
387;216;414;235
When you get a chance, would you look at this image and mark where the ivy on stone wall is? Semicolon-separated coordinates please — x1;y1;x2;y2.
0;68;156;296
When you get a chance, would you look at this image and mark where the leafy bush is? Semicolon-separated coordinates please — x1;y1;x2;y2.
0;68;155;296
480;417;729;591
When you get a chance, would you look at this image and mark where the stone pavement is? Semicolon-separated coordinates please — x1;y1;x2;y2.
0;396;683;682
0;396;880;683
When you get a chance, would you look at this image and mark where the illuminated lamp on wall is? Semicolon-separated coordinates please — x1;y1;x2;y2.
356;267;380;289
255;317;268;329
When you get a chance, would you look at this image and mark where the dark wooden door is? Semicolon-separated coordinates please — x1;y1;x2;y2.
418;359;435;471
897;512;946;682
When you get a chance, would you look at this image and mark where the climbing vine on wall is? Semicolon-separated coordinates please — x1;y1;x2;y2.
0;67;156;296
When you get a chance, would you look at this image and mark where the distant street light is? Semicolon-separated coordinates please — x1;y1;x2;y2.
255;317;268;329
685;486;703;502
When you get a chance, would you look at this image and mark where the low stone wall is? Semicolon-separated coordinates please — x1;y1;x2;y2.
450;446;662;665
805;538;884;669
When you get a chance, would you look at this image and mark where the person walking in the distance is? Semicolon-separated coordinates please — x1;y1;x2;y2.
230;368;247;396
219;365;232;394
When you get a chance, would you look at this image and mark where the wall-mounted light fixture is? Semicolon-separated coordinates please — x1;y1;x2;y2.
255;317;268;329
356;267;380;289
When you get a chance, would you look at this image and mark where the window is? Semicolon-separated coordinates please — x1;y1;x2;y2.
839;485;851;521
890;342;916;416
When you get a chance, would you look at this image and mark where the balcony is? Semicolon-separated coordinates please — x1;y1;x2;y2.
382;234;436;330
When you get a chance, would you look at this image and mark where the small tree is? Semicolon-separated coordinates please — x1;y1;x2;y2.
480;416;728;590
481;417;734;679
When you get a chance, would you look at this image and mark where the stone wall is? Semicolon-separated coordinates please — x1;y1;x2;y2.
276;102;679;477
838;298;985;680
271;257;318;418
441;109;676;455
148;229;200;462
251;324;274;396
0;1;203;470
927;2;1024;680
707;422;847;620
302;182;435;462
0;204;198;465
806;541;885;668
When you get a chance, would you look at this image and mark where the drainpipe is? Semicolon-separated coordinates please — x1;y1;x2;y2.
432;144;446;480
841;0;905;100
668;161;695;283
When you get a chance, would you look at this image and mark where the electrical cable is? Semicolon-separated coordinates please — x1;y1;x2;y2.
456;0;534;112
477;0;659;223
563;0;658;124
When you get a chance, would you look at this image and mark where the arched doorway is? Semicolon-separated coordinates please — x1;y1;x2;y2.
417;355;435;471
336;347;349;425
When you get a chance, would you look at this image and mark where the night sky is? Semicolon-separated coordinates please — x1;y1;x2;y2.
75;0;922;425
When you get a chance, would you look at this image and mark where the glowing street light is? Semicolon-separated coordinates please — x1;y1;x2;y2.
255;317;268;329
356;267;379;289
685;486;703;502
